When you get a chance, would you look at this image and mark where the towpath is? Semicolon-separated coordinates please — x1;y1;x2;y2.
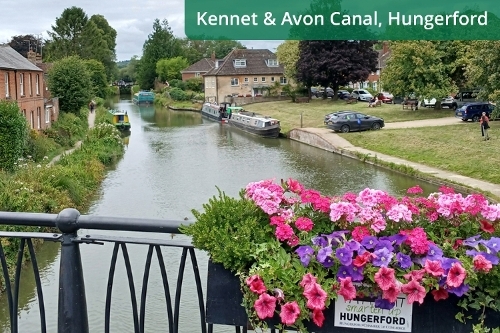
48;111;96;166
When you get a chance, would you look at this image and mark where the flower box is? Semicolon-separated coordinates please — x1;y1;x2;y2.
206;261;500;333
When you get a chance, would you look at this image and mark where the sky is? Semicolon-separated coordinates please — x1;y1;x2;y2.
1;0;281;61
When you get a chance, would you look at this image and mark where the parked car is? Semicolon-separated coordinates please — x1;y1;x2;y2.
310;87;319;97
441;96;455;108
324;110;352;124
351;89;373;102
455;102;494;122
451;90;484;110
326;111;385;133
376;92;393;104
422;96;455;108
421;98;437;108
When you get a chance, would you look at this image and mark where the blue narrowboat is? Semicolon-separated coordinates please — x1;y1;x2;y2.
133;91;155;104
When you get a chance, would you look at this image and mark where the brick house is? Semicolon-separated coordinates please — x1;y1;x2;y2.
181;53;216;81
0;45;52;130
350;42;391;92
203;49;289;103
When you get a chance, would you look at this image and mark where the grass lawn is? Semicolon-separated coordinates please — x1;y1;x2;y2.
245;99;455;134
340;122;500;184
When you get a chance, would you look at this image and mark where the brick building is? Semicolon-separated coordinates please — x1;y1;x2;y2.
350;42;391;92
181;53;216;81
0;45;52;130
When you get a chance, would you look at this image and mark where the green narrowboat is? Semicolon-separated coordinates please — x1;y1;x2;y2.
109;109;131;131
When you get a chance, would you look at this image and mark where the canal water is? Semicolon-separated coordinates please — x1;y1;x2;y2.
0;98;440;332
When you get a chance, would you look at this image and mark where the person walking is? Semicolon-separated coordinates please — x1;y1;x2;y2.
480;111;490;140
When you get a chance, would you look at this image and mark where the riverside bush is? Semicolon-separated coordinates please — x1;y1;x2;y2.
0;101;29;171
24;130;61;162
44;111;86;148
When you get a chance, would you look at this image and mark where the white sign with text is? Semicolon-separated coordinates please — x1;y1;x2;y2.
334;295;413;332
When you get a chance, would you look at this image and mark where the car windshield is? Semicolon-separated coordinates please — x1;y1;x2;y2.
330;115;339;120
359;90;369;94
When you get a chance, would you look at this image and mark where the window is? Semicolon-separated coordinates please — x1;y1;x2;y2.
4;72;9;97
280;77;287;84
230;78;239;86
30;111;34;129
29;74;32;96
20;73;24;96
271;77;275;82
253;77;258;82
45;107;50;124
36;74;40;95
267;59;279;66
234;59;246;67
261;77;266;82
37;107;41;129
244;77;249;83
195;72;200;77
211;78;215;88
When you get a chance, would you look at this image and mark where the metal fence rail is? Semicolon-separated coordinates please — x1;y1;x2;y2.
0;208;250;333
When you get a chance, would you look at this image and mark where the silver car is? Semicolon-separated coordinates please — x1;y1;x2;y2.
351;89;373;102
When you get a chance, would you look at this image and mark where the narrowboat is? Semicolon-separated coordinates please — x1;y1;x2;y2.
201;102;230;123
109;109;131;131
133;91;155;104
227;107;281;138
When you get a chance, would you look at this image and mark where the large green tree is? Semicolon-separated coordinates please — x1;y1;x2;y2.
156;56;189;82
179;39;246;64
136;19;182;90
83;59;108;98
381;41;459;109
276;40;299;81
0;101;29;171
47;56;92;114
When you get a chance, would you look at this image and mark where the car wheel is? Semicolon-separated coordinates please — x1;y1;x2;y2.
341;125;350;133
472;115;480;122
357;97;361;101
371;122;381;130
452;104;458;110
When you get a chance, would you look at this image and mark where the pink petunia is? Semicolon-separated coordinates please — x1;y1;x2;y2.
351;226;371;242
275;223;294;241
279;301;300;326
312;309;325;327
246;275;267;294
446;262;467;288
338;277;357;301
287;178;304;194
374;267;396;291
382;283;401;303
295;217;314;232
401;280;426;304
254;293;276;319
303;283;327;310
431;288;449;302
424;260;444;277
370;218;387;233
473;255;493;273
403;269;425;282
300;273;318;289
353;252;372;267
480;220;495;234
329;201;359;222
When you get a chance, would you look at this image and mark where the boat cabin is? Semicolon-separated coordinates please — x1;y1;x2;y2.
109;109;131;131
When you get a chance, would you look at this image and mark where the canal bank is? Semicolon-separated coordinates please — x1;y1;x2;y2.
289;127;500;201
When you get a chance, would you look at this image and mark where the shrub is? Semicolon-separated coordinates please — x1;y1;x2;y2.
186;77;203;92
169;87;188;101
44;112;86;148
193;93;205;100
0;101;29;171
24;130;61;162
169;79;186;90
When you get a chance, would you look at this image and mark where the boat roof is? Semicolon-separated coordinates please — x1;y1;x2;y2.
232;110;279;122
109;109;127;115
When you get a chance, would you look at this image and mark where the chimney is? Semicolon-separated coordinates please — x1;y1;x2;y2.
27;49;37;64
211;51;215;61
382;42;389;55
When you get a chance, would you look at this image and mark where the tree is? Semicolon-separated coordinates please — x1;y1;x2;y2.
276;40;300;81
44;7;89;60
381;41;458;109
86;14;117;80
179;39;246;64
136;19;182;90
83;59;108;98
156;56;189;82
8;35;42;58
296;41;378;99
47;56;92;114
0;101;29;171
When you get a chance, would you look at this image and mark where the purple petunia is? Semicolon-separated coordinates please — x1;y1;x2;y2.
374;239;394;252
463;235;482;247
396;252;412;269
336;247;354;266
448;284;469;297
372;248;394;267
387;234;407;246
323;231;349;246
317;247;334;268
295;246;315;267
345;240;361;252
337;265;352;280
484;237;500;254
425;244;444;261
441;257;460;271
349;265;364;282
361;236;379;249
312;236;327;247
375;298;395;310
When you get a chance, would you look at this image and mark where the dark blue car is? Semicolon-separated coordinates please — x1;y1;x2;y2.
326;111;385;133
455;102;494;122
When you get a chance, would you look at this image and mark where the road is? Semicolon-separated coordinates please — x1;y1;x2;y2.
384;116;464;129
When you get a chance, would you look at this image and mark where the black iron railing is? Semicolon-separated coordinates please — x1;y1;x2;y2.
0;208;250;333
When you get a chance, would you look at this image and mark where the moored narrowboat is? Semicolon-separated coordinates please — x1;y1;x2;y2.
201;102;229;123
133;91;155;104
109;109;131;131
227;107;281;138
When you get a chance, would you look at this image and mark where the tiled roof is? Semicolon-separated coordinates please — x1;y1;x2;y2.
181;58;215;73
204;49;285;76
0;45;42;71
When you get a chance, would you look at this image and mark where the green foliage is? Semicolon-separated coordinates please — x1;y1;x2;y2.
44;111;86;147
168;79;186;90
180;189;272;272
47;56;93;113
178;39;246;64
0;101;29;171
466;41;500;106
83;59;108;98
276;40;299;80
24;130;61;162
156;56;189;82
168;87;188;101
185;77;203;92
137;19;183;90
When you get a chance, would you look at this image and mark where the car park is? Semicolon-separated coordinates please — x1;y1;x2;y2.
455;102;494;122
325;111;385;132
351;89;373;102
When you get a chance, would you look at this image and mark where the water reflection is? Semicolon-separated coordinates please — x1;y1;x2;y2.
138;105;202;128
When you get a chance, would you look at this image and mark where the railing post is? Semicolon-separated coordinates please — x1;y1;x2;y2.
56;208;89;333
